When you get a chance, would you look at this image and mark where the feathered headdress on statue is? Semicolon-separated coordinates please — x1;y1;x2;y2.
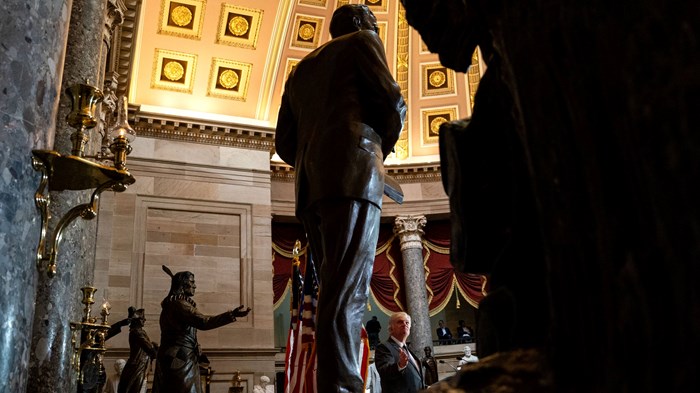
162;265;196;306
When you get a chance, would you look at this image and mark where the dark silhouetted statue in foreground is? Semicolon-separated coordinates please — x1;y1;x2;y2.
275;4;406;392
400;0;699;392
118;307;158;393
421;346;439;386
152;266;251;393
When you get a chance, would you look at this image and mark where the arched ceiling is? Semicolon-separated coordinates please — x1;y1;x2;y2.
127;0;484;165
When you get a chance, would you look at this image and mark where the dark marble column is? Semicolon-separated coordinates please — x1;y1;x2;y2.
393;215;432;354
27;1;110;392
0;1;74;392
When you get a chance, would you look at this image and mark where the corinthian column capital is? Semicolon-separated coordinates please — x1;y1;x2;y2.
393;215;427;251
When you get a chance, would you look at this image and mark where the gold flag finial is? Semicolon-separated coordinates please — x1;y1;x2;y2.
292;239;302;267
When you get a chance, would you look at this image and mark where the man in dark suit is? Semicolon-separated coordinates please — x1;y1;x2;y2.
436;319;453;344
375;312;424;393
275;4;406;393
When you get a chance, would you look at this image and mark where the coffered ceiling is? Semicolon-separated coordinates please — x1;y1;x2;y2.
127;0;484;164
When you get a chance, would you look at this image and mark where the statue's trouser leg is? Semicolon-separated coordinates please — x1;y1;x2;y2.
302;199;380;393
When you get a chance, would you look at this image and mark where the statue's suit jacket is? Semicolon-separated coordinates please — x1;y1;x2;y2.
374;339;425;393
275;29;406;216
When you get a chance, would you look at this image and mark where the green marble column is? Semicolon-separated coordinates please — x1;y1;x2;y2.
0;0;74;391
27;1;111;392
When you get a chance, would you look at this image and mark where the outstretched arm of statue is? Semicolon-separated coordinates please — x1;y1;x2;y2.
231;304;252;318
174;300;249;330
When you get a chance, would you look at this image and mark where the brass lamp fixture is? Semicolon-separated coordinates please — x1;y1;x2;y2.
70;286;112;386
66;84;104;157
107;96;136;171
32;83;136;277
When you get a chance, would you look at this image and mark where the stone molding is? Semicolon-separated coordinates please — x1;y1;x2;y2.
271;162;442;184
129;105;275;151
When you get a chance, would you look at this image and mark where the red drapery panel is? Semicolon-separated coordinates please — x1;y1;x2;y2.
272;221;487;313
272;223;308;309
370;224;404;313
423;220;488;310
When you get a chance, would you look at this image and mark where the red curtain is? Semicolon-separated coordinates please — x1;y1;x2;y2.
272;220;488;313
272;223;308;309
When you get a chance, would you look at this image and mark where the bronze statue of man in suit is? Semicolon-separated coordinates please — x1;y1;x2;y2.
275;4;406;392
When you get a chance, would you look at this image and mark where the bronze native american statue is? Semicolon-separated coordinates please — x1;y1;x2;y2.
151;266;251;393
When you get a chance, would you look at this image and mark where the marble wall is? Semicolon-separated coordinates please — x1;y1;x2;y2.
95;137;276;391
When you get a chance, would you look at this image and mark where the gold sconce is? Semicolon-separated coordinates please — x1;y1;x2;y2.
32;83;136;277
65;84;104;157
107;96;136;171
70;286;112;386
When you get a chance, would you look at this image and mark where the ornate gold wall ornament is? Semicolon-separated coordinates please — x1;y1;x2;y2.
394;4;409;160
207;58;252;101
300;0;327;7
290;14;324;50
421;106;458;146
468;47;482;112
151;49;197;93
170;5;193;27
228;16;249;36
364;0;388;13
163;61;185;81
430;116;448;133
376;21;388;44
216;4;263;49
429;70;446;87
421;63;456;97
284;58;301;80
219;69;240;89
298;23;315;40
158;0;205;40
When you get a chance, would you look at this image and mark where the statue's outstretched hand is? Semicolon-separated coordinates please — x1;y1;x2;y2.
117;317;130;327
232;305;251;317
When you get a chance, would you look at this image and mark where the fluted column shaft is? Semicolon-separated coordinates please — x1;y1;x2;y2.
28;1;110;392
393;215;432;355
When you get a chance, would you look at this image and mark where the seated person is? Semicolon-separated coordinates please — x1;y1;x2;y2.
456;320;472;342
436;320;453;343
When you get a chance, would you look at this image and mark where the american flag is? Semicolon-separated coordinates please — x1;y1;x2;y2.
285;243;320;393
284;243;305;393
359;326;370;389
285;245;371;393
299;256;319;393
